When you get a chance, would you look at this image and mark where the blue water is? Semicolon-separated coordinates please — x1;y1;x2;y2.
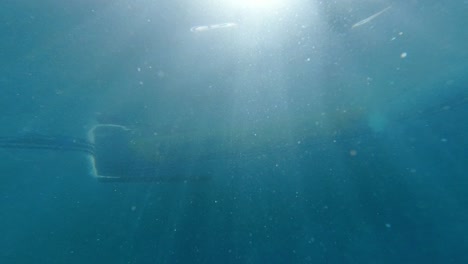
1;1;467;263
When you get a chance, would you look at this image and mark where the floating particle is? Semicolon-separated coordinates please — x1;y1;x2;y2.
400;52;407;58
190;22;237;33
157;70;165;78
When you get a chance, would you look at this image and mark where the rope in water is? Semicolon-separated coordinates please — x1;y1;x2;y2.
0;134;95;155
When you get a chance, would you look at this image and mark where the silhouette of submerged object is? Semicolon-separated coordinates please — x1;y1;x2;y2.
89;124;212;183
3;90;465;183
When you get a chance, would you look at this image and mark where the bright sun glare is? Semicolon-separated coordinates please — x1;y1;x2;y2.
225;0;286;10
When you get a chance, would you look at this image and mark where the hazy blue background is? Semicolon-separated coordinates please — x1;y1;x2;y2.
1;0;467;263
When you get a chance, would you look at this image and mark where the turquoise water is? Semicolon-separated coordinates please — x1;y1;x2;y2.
1;1;467;263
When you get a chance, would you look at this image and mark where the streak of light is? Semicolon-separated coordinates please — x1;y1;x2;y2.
352;6;392;29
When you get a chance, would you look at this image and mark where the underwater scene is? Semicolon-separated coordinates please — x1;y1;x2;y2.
1;0;467;263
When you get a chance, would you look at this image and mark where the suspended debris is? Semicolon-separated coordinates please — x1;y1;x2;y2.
190;22;237;33
352;6;392;29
